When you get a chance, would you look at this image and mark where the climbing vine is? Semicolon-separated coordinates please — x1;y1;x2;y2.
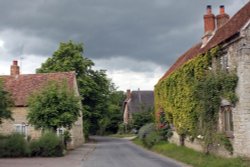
155;46;238;153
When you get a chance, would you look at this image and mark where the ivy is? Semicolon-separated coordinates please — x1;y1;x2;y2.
155;46;238;153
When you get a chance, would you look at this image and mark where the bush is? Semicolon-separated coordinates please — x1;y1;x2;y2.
143;131;162;148
30;132;64;157
0;133;29;157
158;124;173;140
138;123;155;140
132;109;154;130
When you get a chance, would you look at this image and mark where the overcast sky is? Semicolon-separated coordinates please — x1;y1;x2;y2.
0;0;248;91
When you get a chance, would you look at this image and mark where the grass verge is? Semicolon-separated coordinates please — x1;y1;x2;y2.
133;138;250;167
110;133;136;138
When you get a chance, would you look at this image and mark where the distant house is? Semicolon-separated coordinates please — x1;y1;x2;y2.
123;89;154;124
0;61;84;149
155;3;250;157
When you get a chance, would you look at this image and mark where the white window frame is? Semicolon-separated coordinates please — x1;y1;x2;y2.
14;123;28;137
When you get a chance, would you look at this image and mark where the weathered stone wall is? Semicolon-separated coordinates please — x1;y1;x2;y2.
0;107;41;139
231;23;250;157
169;131;232;157
68;77;84;149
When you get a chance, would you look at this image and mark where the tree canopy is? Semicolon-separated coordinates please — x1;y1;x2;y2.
36;41;124;136
27;81;81;131
0;80;13;124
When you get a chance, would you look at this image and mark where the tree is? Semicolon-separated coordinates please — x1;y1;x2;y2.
0;80;13;124
131;107;154;130
98;90;125;135
27;81;81;131
36;41;123;136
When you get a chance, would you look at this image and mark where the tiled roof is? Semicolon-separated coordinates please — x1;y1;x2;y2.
159;1;250;82
127;91;154;113
0;72;76;107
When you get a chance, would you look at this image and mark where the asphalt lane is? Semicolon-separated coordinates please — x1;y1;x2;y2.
82;136;187;167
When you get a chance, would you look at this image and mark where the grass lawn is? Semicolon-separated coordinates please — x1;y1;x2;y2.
133;138;250;167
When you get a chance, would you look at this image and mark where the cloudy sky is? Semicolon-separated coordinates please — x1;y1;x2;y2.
0;0;248;91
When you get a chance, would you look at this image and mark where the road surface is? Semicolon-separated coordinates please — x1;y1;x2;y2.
82;136;187;167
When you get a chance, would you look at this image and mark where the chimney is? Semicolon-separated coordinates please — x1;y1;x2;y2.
10;60;20;76
202;5;215;46
126;89;131;99
216;5;230;29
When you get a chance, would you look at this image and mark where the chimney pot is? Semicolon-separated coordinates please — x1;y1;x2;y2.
203;5;215;33
126;89;131;99
202;5;215;46
206;5;212;14
219;5;225;14
10;60;20;76
216;5;230;29
13;60;18;66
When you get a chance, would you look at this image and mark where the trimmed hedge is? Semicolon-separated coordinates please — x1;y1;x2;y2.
0;133;29;157
0;132;64;157
30;132;64;157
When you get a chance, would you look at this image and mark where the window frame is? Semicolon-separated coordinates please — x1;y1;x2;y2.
221;105;234;137
14;123;28;137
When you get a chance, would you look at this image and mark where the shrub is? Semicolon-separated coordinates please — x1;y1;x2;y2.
30;132;64;157
138;123;155;140
143;131;162;148
0;133;29;157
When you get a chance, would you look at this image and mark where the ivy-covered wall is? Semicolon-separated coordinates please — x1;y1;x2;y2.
155;47;238;151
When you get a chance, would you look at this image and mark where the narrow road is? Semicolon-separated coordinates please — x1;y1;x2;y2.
82;136;187;167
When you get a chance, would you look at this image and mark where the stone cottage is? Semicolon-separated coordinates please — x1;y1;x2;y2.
155;2;250;157
0;61;84;149
123;89;154;124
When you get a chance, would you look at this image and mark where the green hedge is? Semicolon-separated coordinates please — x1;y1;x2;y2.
0;132;64;157
0;133;29;157
30;132;64;157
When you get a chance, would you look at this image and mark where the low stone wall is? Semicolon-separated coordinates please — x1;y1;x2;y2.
169;131;232;158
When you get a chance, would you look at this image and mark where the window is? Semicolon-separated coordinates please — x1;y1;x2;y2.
220;55;229;71
14;124;28;136
57;127;65;136
221;106;233;133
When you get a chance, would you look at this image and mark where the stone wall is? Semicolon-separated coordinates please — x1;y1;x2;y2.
169;131;232;157
0;107;41;139
231;23;250;157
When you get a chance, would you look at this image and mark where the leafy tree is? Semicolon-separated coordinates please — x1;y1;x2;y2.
36;41;123;136
98;90;125;135
27;81;81;131
131;107;154;130
0;80;13;124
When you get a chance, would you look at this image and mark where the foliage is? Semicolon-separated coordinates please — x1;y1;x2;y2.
131;108;154;130
142;131;162;148
157;111;173;140
117;123;127;134
0;80;13;124
29;132;64;157
27;81;81;131
138;123;155;140
63;130;72;148
97;90;125;135
0;133;29;157
36;41;123;137
217;133;233;155
155;46;238;153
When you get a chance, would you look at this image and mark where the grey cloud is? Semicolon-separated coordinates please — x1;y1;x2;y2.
0;0;247;72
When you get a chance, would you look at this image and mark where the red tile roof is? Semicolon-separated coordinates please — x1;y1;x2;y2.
159;1;250;82
0;72;76;107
